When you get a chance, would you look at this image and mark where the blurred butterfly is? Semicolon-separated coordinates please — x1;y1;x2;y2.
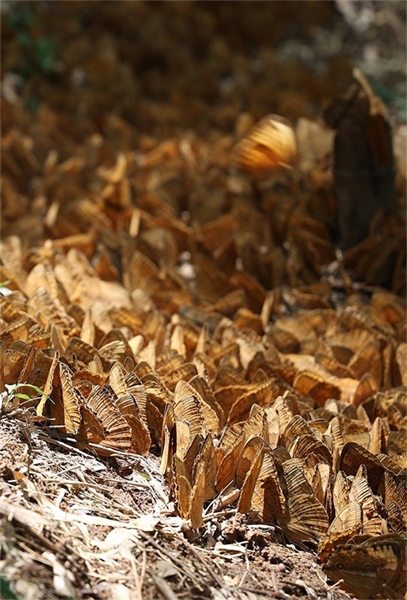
231;114;297;175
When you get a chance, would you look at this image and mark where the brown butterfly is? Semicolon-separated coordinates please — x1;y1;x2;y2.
108;362;151;454
339;441;389;493
293;370;341;405
47;361;82;435
383;471;407;534
78;385;132;455
323;534;407;599
231;114;297;175
279;459;329;545
237;440;285;525
171;433;216;529
215;425;245;492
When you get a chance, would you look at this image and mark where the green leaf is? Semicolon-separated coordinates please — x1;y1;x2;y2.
7;383;44;400
25;93;40;114
23;384;44;394
13;393;35;401
17;31;32;49
7;6;35;32
0;576;19;600
35;38;56;73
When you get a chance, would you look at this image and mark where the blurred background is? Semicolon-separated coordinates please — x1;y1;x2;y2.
2;0;406;141
1;0;406;293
